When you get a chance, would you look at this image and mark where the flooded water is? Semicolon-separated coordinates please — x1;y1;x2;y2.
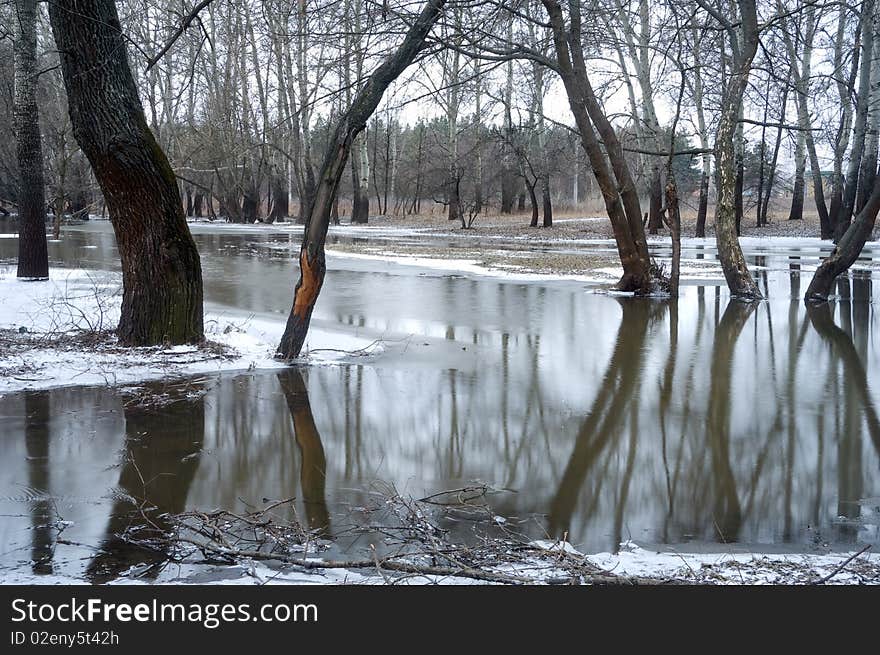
1;218;879;581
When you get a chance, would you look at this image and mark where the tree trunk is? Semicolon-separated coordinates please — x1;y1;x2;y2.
695;172;709;237
647;170;663;234
49;0;203;345
835;0;877;242
805;164;880;301
692;25;711;238
351;133;369;223
527;178;539;227
761;84;789;225
542;0;651;293
277;0;447;359
859;16;880;214
268;164;288;224
713;0;762;299
541;173;553;227
789;130;806;220
781;5;827;233
14;0;48;280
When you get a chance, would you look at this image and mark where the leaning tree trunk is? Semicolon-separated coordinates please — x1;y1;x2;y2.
14;0;48;280
542;0;651;293
49;0;203;345
713;0;762;300
277;0;447;359
805;164;880;301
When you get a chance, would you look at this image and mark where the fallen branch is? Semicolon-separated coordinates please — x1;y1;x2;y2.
814;545;872;585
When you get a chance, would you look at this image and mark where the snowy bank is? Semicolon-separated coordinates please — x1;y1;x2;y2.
0;267;381;394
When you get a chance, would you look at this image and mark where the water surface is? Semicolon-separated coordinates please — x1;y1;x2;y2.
0;219;878;581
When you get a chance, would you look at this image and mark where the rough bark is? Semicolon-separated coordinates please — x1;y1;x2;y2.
805;164;880;301
859;15;880;213
277;0;447;359
713;0;762;299
835;0;877;242
542;0;651;292
49;0;204;345
14;0;48;280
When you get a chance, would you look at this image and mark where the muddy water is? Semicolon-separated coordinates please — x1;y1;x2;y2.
0;219;879;581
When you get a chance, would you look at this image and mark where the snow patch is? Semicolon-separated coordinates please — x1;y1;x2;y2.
0;267;384;394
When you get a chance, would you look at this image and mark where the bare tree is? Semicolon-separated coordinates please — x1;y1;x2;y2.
49;0;204;345
277;0;447;359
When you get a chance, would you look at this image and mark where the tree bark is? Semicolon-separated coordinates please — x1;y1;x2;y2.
49;0;203;345
542;0;651;293
277;0;447;359
14;0;48;280
713;0;762;299
788;130;806;220
805;164;880;301
691;25;711;238
859;15;880;214
835;0;877;242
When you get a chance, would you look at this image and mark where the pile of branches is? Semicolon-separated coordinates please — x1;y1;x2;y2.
147;485;678;585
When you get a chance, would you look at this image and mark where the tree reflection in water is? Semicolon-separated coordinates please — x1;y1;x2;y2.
277;368;330;536
85;390;205;583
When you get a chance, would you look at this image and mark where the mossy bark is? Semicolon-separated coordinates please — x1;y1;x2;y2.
49;0;203;345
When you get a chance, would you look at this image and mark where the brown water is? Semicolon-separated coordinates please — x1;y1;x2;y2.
0;219;878;581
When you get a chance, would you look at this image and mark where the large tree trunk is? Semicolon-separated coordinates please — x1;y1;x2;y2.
14;0;48;280
277;0;446;359
542;0;651;293
49;0;203;345
805;164;880;301
713;1;762;299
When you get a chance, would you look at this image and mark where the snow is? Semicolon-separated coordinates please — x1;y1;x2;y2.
5;541;876;585
325;248;612;284
0;267;382;395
